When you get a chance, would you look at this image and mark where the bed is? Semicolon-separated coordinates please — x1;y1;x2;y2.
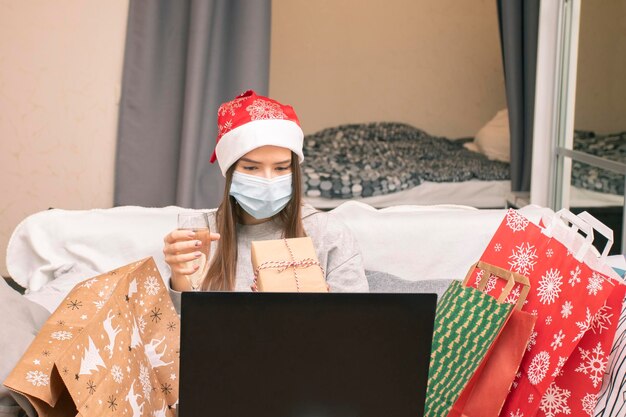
301;122;511;208
301;122;625;209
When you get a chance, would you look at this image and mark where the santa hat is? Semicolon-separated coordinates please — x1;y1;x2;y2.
210;90;304;176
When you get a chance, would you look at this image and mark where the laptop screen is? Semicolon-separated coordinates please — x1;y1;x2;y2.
179;292;436;417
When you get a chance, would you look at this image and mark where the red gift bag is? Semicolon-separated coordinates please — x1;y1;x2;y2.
534;211;626;417
535;284;626;417
467;209;619;417
448;262;537;417
594;282;626;417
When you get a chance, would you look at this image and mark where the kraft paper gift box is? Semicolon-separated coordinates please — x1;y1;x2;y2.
251;237;328;292
3;257;180;417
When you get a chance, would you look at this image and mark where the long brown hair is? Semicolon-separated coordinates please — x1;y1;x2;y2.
201;152;307;290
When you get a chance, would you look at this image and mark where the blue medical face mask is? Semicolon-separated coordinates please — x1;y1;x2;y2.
229;171;293;220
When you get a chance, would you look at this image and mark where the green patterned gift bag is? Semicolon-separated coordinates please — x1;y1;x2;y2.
424;265;514;417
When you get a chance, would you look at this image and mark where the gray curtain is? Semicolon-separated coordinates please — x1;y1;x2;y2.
497;0;540;192
115;0;271;208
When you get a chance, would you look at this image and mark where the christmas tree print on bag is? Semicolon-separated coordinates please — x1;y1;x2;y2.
3;257;180;417
425;262;516;417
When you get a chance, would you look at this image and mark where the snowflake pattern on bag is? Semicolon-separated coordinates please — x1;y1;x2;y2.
25;370;50;387
575;342;607;388
539;382;571;417
550;331;565;351
587;273;604;296
528;351;551;385
51;330;73;341
527;330;538;352
143;275;161;296
543;283;626;417
552;356;567;378
574;308;594;342
561;301;573;318
508;242;539;276
592;303;613;334
506;210;530;232
569;266;582;287
582;393;597;416
467;209;624;417
537;269;563;305
111;365;124;384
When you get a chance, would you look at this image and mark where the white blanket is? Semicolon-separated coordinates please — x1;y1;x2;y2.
7;206;188;292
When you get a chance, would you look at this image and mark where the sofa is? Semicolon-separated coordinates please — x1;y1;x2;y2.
0;201;569;417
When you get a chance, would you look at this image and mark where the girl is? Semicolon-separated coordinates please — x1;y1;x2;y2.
163;90;368;309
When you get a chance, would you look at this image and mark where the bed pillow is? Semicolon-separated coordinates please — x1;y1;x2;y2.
463;141;481;154
466;108;510;162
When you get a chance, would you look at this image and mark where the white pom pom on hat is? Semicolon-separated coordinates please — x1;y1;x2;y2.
210;90;304;176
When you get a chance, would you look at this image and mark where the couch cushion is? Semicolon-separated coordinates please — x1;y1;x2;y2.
366;270;453;302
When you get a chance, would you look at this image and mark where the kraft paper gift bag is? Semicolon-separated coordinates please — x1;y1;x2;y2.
425;262;517;417
251;237;328;292
468;209;619;417
448;262;536;417
3;257;180;417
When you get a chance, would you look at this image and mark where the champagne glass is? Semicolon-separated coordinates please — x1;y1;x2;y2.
177;212;211;291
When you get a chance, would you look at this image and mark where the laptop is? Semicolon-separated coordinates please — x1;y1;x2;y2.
179;292;436;417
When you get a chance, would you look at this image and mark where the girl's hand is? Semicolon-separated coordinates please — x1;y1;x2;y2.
163;230;220;289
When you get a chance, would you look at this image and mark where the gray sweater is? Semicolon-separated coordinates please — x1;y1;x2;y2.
169;204;369;312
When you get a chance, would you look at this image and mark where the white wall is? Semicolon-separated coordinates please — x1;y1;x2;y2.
0;1;128;276
270;0;507;138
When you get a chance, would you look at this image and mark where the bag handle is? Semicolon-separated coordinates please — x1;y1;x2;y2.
463;261;530;311
577;211;624;284
576;211;613;264
542;209;594;261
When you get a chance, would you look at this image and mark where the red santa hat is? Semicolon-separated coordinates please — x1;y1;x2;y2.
210;90;304;176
